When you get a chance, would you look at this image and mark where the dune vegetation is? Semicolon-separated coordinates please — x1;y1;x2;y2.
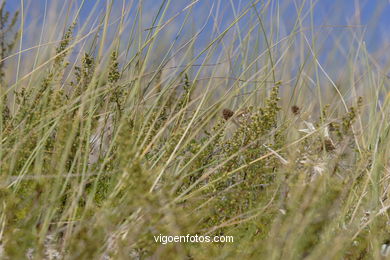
0;0;389;259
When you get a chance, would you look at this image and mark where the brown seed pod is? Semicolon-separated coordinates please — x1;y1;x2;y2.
323;138;335;152
291;105;300;115
222;108;234;120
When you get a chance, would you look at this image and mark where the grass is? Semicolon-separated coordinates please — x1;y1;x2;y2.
0;0;390;259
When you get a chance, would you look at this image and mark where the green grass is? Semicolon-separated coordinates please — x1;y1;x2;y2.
0;0;390;259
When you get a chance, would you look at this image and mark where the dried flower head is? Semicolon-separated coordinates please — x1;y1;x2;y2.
322;138;335;152
222;108;234;120
291;105;300;115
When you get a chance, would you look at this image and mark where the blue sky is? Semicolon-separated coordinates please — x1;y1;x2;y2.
3;0;390;54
